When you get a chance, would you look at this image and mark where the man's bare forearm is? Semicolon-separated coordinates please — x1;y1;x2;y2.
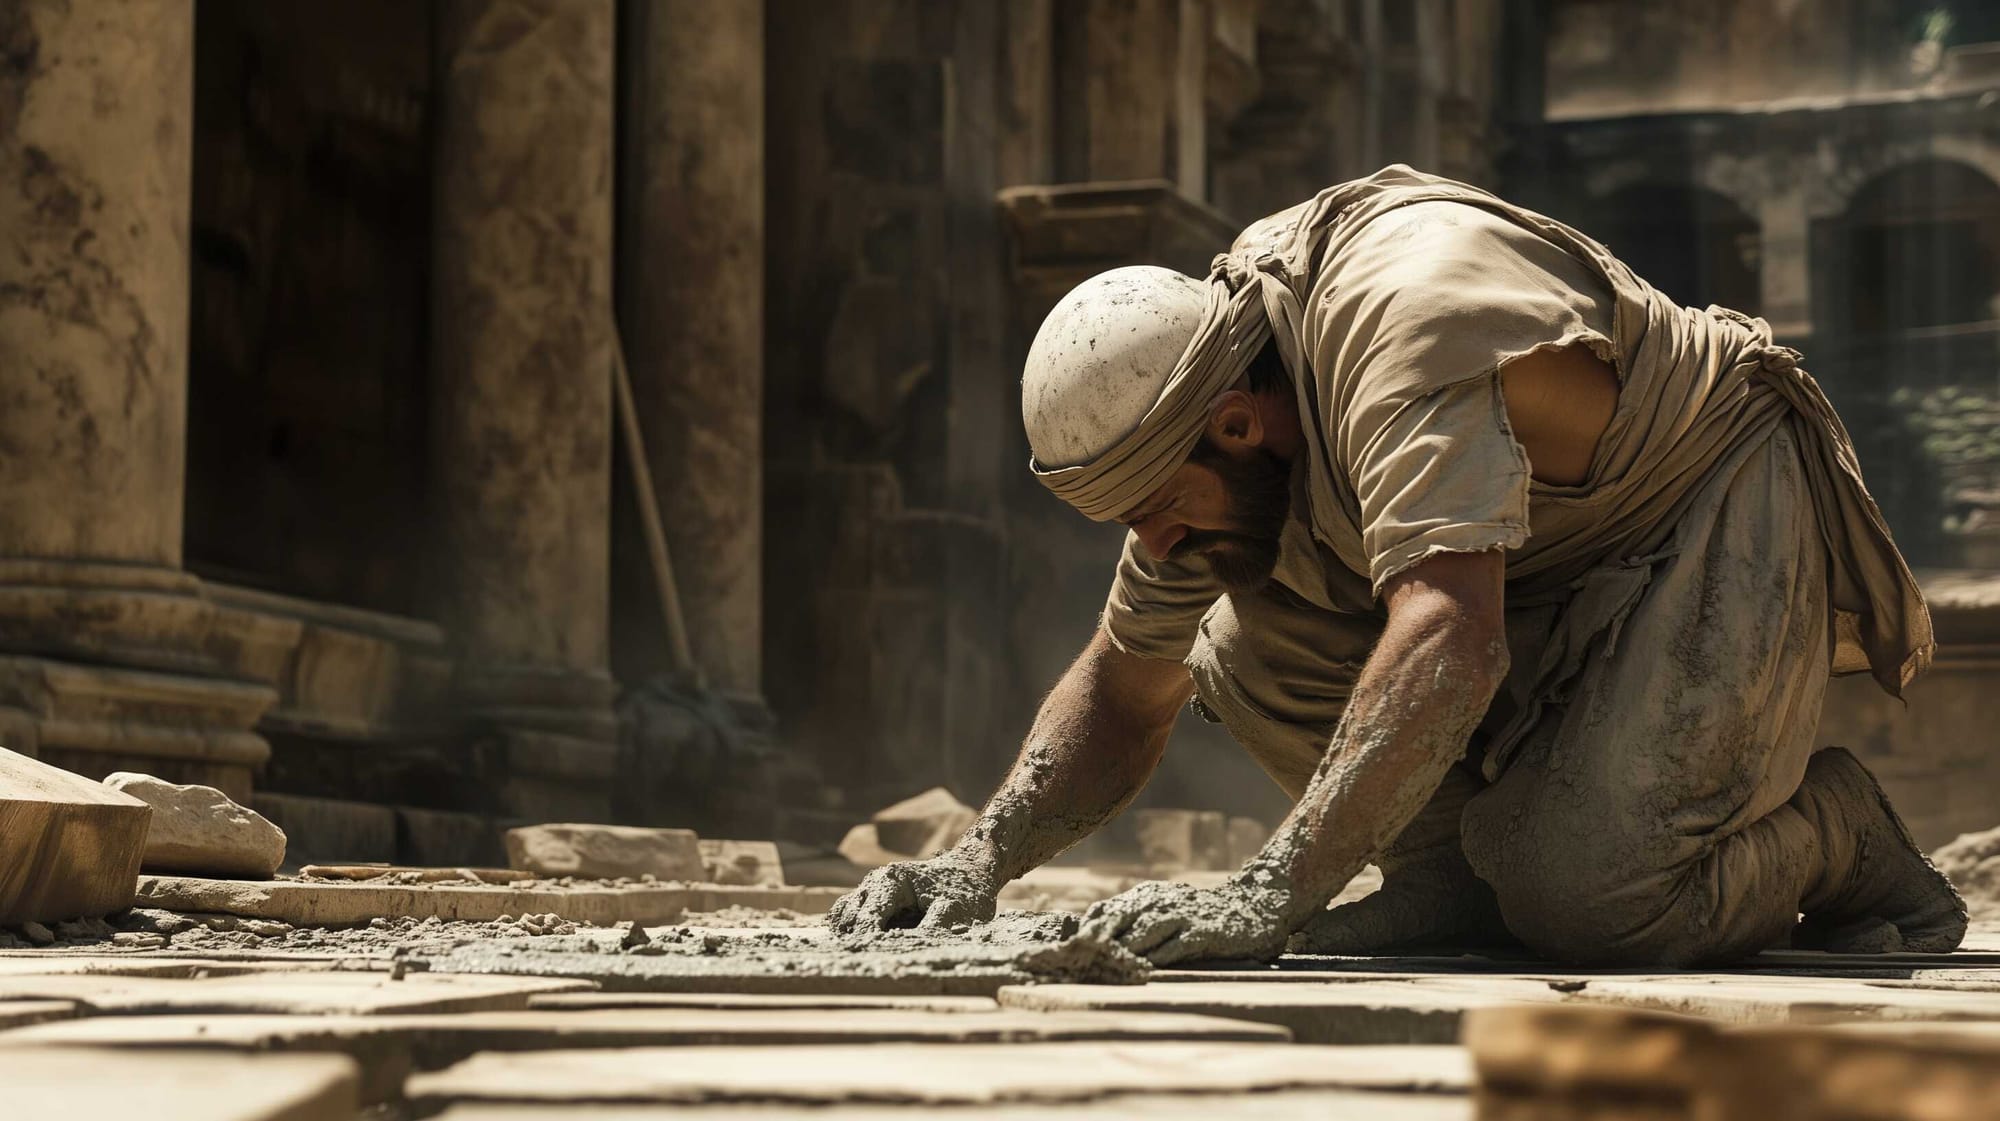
1237;553;1509;926
951;628;1192;888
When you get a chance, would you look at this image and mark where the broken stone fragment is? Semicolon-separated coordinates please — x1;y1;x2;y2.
700;839;786;886
505;824;704;881
869;787;977;857
1935;825;2000;921
103;772;287;880
0;747;151;925
1131;809;1230;872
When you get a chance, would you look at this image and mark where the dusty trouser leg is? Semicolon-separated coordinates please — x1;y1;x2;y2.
1461;427;1964;966
1186;584;1506;951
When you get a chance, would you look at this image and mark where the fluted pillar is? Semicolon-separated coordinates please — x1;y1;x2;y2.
617;0;766;700
0;0;287;797
431;0;618;818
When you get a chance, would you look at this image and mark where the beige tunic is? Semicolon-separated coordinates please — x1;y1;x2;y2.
1104;167;1931;739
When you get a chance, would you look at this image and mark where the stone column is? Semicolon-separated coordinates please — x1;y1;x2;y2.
432;0;618;818
618;0;765;700
0;0;286;797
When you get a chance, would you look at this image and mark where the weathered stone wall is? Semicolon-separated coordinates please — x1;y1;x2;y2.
762;0;1015;812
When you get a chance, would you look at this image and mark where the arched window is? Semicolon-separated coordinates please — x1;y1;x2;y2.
1588;183;1762;317
1842;160;2000;333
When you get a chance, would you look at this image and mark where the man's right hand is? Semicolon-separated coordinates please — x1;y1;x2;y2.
827;853;1000;935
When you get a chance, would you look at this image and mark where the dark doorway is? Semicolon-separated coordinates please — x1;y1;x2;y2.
184;1;434;617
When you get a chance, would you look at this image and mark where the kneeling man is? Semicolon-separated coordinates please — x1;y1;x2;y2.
829;166;1966;967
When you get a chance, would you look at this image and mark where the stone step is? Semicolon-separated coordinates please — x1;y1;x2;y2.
405;1041;1472;1109
6;1047;359;1120
998;979;1564;1044
0;968;591;1015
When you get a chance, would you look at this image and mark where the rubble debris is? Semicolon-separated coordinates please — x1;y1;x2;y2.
1132;809;1231;872
871;787;977;857
418;910;1150;996
700;839;786;886
1936;825;2000;921
505;823;704;881
104;772;287;880
0;747;151;925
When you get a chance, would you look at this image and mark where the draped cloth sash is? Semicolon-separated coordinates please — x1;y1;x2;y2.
1039;165;1932;697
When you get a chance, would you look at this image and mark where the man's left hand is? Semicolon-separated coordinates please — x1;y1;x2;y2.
1075;879;1292;966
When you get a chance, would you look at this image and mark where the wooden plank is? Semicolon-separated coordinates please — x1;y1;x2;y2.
0;746;151;924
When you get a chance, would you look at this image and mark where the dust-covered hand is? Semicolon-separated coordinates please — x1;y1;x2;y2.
827;853;1000;935
1075;879;1292;966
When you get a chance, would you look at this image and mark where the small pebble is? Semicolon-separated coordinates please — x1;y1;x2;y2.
111;932;167;949
20;921;54;946
242;920;293;939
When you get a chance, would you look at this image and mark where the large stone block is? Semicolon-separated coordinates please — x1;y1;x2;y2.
871;787;976;856
104;772;286;879
0;746;151;924
505;823;704;881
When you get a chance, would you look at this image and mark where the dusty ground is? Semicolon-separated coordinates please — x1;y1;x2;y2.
4;874;1999;1119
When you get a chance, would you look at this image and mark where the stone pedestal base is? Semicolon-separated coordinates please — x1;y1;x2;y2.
0;657;275;801
0;563;292;799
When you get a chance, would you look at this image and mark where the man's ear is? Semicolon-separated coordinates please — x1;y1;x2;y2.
1204;389;1264;451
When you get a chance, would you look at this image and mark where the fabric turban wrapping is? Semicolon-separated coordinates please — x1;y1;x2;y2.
1029;255;1297;522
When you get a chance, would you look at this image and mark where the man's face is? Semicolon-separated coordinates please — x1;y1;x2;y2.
1119;438;1292;591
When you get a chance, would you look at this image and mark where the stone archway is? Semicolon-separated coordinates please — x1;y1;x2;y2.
1837;158;2000;334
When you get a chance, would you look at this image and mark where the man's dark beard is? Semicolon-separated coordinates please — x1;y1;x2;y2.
1172;441;1292;592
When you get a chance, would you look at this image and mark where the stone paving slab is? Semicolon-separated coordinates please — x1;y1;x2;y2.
406;1041;1472;1107
0;954;270;977
526;992;1002;1012
1568;977;2000;1024
0;999;78;1028
1;1007;1286;1106
8;1046;359;1119
138;874;842;926
0;970;592;1015
997;979;1562;1044
431;1088;1472;1120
